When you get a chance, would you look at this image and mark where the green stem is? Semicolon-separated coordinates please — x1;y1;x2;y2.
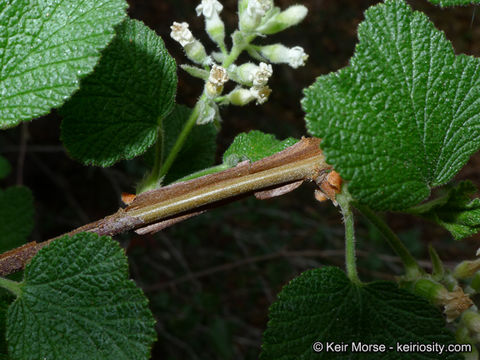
158;101;202;179
0;277;21;297
354;203;423;279
222;33;256;68
137;122;164;193
337;192;360;284
138;101;203;194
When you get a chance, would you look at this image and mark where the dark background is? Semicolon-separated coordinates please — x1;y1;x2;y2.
1;1;480;359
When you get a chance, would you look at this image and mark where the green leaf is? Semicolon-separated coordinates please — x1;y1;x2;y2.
409;181;480;240
0;157;11;180
6;232;156;360
163;104;216;184
0;0;128;129
60;18;177;167
427;0;480;6
303;0;480;210
0;298;10;358
0;186;34;254
222;130;298;167
261;266;461;360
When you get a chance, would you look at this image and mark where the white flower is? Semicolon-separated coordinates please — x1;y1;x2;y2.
234;62;272;86
196;0;223;18
206;65;229;97
170;22;209;65
246;0;273;18
250;85;272;104
240;0;273;32
253;62;273;86
196;0;225;47
170;22;194;47
287;46;308;68
208;64;229;86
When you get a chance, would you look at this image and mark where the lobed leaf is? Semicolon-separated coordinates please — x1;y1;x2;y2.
303;0;480;210
223;130;298;167
0;186;34;254
6;232;156;360
0;0;128;128
261;266;462;360
60;18;177;167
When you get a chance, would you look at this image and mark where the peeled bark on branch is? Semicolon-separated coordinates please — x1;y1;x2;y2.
0;137;332;276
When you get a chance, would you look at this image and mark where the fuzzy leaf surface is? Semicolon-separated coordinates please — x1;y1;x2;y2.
0;186;33;253
223;130;298;167
410;181;480;240
260;266;461;360
6;232;156;360
428;0;480;6
303;0;480;210
61;19;177;166
0;0;127;128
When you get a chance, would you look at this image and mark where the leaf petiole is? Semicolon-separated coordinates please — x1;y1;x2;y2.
0;276;21;297
354;203;424;279
337;190;361;284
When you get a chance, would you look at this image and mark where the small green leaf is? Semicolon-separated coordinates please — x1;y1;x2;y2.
0;186;34;254
0;157;11;180
6;232;156;360
223;130;298;167
303;0;480;210
427;0;480;6
163;105;216;184
0;0;128;128
410;181;480;240
261;266;461;360
61;18;177;167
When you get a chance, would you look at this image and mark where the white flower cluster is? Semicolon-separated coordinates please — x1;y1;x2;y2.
170;0;309;124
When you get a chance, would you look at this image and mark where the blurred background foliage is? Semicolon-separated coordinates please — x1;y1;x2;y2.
1;0;480;358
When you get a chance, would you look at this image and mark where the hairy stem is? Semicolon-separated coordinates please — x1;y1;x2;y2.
0;277;22;297
354;203;423;279
337;191;360;284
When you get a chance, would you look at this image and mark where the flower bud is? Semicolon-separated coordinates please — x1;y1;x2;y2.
196;0;226;47
462;310;480;335
259;44;308;68
227;87;255;106
257;5;308;35
454;258;480;279
239;0;273;32
471;271;480;293
197;99;219;125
